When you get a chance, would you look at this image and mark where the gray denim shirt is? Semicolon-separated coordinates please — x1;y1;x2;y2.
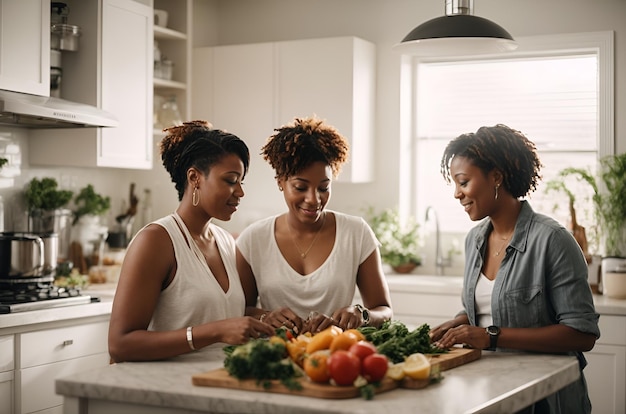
459;201;600;414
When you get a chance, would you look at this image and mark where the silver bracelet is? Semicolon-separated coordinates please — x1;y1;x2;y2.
186;326;196;351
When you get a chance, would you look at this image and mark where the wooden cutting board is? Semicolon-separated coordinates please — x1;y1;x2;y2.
192;347;481;399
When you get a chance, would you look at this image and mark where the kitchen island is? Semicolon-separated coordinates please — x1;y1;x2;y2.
56;346;580;414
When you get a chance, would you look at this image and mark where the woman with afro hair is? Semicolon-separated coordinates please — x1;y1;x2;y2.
236;117;392;334
430;124;599;414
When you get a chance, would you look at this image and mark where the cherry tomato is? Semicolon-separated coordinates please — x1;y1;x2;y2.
328;350;361;386
362;353;389;382
348;340;377;361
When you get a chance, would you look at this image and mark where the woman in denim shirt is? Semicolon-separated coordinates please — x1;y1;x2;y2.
429;124;600;414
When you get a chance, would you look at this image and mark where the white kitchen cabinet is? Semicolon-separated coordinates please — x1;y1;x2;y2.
29;0;153;169
193;36;376;184
584;314;626;414
193;43;278;221
276;37;376;183
0;335;14;414
16;320;109;414
0;0;50;96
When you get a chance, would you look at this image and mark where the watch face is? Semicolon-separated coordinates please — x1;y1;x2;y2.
487;325;500;335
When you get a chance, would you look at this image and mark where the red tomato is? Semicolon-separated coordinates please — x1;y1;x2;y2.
348;340;377;361
362;353;389;382
327;350;361;386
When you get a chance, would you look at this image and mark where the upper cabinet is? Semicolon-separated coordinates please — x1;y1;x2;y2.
0;0;50;96
193;37;376;184
152;0;192;135
30;0;153;169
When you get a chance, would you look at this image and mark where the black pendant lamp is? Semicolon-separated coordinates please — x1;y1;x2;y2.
394;0;517;56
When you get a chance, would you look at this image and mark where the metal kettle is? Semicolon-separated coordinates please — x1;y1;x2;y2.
0;232;45;278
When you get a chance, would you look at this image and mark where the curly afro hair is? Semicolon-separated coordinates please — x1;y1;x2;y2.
440;124;543;198
261;117;349;179
160;120;249;201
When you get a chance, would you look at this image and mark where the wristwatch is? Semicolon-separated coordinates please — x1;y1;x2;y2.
354;304;370;326
486;325;500;350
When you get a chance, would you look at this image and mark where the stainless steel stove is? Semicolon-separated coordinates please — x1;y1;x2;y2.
0;275;97;314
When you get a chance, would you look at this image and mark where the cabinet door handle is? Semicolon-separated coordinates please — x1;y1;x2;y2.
62;339;74;346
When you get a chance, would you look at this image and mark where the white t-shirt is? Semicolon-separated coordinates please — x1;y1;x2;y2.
146;213;245;336
236;210;379;319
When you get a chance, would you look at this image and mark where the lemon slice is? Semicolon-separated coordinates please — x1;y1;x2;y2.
386;362;406;381
402;353;431;380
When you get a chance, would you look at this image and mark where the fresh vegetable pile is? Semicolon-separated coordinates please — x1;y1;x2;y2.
358;320;446;363
223;335;302;390
221;322;442;399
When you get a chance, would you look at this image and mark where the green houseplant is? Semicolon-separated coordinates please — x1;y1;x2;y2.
24;177;74;213
72;184;111;225
546;152;626;257
366;207;422;272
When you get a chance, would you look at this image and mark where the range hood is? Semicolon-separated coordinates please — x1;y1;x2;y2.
0;89;118;128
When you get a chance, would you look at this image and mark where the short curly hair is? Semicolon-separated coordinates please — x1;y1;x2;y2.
160;120;250;201
261;117;349;179
440;124;543;198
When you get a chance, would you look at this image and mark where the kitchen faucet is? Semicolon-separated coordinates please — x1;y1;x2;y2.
425;206;452;275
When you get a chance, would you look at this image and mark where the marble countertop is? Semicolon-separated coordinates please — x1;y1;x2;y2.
56;347;580;414
385;274;626;316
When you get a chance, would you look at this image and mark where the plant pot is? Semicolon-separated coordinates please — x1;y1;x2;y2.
601;256;626;299
392;263;418;274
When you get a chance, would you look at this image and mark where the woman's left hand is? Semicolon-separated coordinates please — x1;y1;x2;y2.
433;324;490;350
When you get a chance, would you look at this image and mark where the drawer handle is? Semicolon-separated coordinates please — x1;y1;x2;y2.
62;339;74;346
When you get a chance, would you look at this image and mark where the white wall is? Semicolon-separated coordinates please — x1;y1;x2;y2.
1;0;624;255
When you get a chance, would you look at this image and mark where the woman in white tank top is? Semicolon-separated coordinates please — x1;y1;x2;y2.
108;121;274;363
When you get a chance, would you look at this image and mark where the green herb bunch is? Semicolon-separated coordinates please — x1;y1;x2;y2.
73;184;111;224
24;177;74;212
366;207;422;267
359;320;445;363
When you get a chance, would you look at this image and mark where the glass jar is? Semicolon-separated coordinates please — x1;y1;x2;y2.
158;95;183;128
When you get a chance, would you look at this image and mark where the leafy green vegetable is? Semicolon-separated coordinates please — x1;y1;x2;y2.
223;338;302;390
24;177;73;211
359;320;446;364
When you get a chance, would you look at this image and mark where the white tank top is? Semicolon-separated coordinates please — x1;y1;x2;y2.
147;213;245;333
475;273;494;327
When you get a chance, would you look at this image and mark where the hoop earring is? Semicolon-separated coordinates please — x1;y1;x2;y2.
494;184;500;200
192;186;200;207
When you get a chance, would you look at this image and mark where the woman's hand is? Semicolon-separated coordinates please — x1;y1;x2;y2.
216;317;276;345
302;311;338;334
429;314;470;343
261;307;303;334
432;324;490;350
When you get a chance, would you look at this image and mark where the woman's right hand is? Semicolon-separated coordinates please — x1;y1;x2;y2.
261;307;303;334
216;317;276;345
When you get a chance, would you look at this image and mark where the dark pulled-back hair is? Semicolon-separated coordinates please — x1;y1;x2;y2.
440;124;543;198
160;120;250;201
261;117;349;179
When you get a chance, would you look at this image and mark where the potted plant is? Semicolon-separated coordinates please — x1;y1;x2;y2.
546;153;626;295
366;207;422;273
72;184;111;225
71;184;111;270
547;152;626;258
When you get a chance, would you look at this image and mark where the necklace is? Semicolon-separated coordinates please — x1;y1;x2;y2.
287;213;326;259
493;233;513;257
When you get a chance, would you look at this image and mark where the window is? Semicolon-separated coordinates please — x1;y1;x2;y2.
405;32;614;244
